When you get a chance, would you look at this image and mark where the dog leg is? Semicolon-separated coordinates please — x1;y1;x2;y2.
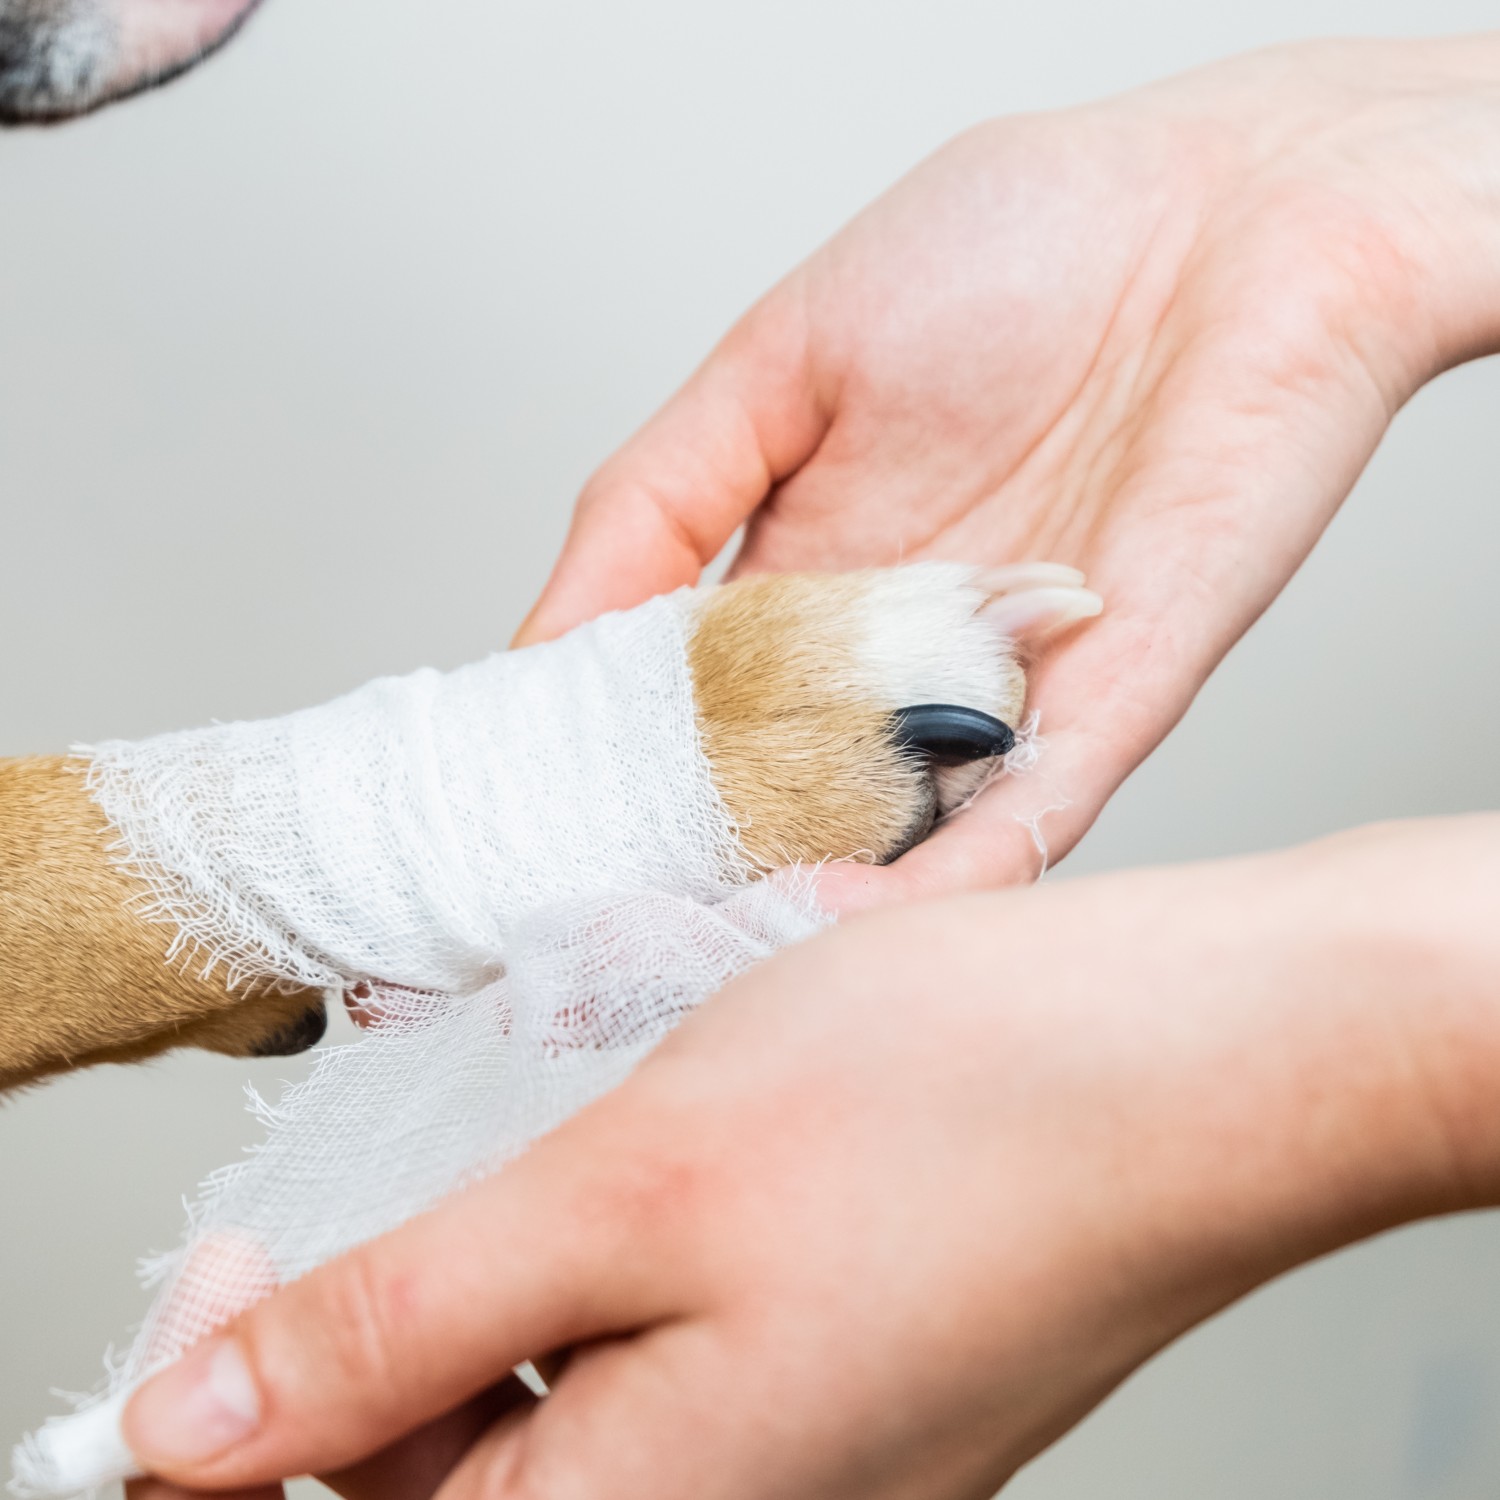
0;757;328;1092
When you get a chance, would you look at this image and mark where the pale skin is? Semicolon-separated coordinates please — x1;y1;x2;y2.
122;34;1500;1500
515;32;1500;910
123;818;1500;1500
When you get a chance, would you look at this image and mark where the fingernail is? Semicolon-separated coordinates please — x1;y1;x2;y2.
125;1339;261;1467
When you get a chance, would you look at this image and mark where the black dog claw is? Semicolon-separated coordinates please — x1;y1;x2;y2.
890;704;1016;766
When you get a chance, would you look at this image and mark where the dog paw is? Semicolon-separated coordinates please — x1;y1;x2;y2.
686;562;1100;869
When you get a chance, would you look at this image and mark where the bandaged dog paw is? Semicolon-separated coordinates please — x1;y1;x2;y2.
1;562;1094;1092
79;561;1098;1002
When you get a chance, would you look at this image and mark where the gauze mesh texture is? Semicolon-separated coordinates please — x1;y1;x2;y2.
79;592;750;994
13;590;827;1498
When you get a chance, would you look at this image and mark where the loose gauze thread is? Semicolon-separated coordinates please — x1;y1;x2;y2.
939;711;1068;879
12;591;829;1498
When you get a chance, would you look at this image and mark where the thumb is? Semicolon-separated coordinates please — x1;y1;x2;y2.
119;1096;678;1491
513;287;829;646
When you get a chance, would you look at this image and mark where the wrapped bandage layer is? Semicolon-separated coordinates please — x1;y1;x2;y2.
13;591;827;1498
88;592;751;994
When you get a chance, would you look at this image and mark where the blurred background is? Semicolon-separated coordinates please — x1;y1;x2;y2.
3;0;1500;1495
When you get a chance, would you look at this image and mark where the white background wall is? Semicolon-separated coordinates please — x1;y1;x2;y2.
4;2;1500;1495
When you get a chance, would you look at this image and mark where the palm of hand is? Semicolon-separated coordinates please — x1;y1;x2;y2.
525;41;1477;906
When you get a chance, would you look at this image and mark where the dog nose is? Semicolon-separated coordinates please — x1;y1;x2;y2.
253;1003;330;1058
0;5;111;123
0;21;37;121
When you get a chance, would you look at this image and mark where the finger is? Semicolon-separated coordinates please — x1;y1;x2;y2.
431;1314;944;1500
318;1380;538;1500
143;1229;280;1370
126;1480;282;1500
513;286;829;646
813;725;1109;914
121;1093;684;1492
125;1379;537;1500
430;1322;772;1500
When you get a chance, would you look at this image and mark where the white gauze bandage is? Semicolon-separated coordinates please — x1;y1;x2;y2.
13;590;827;1498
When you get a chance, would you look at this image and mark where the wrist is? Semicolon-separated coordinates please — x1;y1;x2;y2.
1359;35;1500;376
1125;36;1500;386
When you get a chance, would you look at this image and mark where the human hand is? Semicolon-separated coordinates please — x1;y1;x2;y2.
119;815;1500;1500
515;36;1500;910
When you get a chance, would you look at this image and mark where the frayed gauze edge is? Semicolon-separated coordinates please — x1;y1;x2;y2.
13;592;829;1498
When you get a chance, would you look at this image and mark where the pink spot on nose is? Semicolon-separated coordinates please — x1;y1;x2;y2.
116;0;262;85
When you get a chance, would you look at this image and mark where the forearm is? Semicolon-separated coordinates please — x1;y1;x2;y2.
1271;816;1500;1215
967;817;1500;1350
847;817;1500;1467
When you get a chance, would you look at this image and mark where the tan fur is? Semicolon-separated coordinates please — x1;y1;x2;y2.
0;757;324;1094
688;574;937;870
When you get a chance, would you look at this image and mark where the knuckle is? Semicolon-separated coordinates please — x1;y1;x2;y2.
595;1141;707;1238
474;1457;534;1500
298;1248;414;1395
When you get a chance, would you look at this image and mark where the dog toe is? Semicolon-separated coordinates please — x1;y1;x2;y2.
687;562;1098;870
981;584;1103;643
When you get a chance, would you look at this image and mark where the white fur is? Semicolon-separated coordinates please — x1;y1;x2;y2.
848;563;1023;812
849;563;1019;714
